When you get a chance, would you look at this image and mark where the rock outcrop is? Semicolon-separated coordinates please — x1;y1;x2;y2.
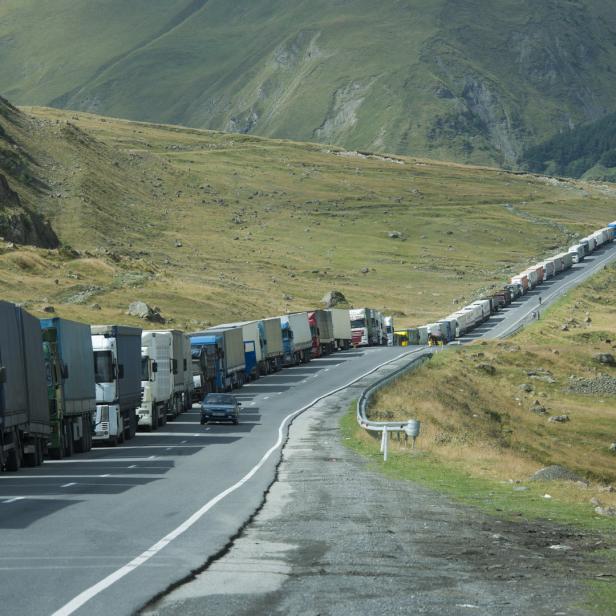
0;173;59;248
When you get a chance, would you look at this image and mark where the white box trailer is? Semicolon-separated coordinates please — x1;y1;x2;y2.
138;331;173;429
541;260;556;279
471;300;491;320
450;311;474;335
568;244;585;263
327;309;352;349
461;304;483;327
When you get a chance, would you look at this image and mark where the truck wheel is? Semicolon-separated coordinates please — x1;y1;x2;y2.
5;448;21;472
5;430;22;471
23;438;42;467
64;424;74;458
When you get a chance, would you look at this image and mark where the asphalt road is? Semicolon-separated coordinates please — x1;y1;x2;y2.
147;363;597;616
0;346;412;616
143;241;616;616
1;240;614;616
464;241;616;341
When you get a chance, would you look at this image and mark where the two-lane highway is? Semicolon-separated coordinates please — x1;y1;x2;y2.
0;347;410;616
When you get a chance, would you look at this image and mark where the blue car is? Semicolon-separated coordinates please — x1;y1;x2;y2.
200;393;241;425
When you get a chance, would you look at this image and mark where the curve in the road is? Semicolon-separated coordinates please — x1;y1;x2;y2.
51;349;418;616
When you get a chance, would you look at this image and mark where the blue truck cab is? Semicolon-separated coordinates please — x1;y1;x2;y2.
189;335;225;392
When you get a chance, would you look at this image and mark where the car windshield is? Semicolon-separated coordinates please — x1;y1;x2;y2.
203;394;235;405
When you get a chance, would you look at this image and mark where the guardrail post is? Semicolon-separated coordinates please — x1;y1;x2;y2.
383;427;389;462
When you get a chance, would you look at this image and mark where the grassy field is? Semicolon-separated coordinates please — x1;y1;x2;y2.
2;1;616;165
1;101;615;330
359;263;616;516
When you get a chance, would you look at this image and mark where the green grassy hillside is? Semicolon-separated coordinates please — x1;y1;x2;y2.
1;100;614;330
2;1;616;165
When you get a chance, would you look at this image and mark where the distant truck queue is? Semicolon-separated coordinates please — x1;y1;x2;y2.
1;221;614;472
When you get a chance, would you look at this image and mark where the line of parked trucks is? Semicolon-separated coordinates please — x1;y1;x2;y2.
0;304;393;472
4;221;612;472
394;221;616;346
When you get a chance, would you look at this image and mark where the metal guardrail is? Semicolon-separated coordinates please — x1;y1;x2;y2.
356;349;431;461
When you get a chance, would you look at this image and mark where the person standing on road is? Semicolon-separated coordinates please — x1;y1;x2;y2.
539;296;542;305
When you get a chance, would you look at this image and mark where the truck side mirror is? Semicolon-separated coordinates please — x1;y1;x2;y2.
118;365;125;379
152;361;158;373
61;363;69;379
0;366;6;384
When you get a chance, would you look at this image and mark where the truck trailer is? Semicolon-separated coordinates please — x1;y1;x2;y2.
260;317;284;371
280;313;312;366
326;309;352;350
40;317;96;458
0;302;51;470
91;325;142;444
203;327;246;389
138;331;173;429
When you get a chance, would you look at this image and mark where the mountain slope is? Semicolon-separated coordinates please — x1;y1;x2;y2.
2;1;616;165
0;100;614;330
522;111;616;180
0;97;58;247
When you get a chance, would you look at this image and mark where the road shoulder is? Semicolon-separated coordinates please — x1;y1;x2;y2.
144;370;598;616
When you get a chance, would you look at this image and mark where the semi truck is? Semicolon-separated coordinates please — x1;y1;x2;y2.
383;316;394;347
309;310;335;355
40;317;96;458
0;302;51;470
280;313;312;365
91;325;142;445
138;331;173;430
204;327;246;389
182;334;194;410
350;308;383;347
216;321;267;376
165;330;186;420
327;309;352;350
190;342;217;400
190;334;226;392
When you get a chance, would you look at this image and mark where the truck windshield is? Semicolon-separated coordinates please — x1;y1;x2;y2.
94;351;114;383
141;357;149;381
351;319;366;328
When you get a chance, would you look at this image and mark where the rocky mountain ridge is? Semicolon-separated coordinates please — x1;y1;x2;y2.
2;0;616;166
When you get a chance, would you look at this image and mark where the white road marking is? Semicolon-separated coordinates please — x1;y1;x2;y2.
128;465;137;469
2;497;25;504
44;458;163;464
61;483;77;488
50;349;420;616
165;422;199;425
263;396;270;400
99;474;111;478
136;432;220;438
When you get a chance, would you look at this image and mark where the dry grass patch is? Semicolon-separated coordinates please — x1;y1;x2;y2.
369;264;616;514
